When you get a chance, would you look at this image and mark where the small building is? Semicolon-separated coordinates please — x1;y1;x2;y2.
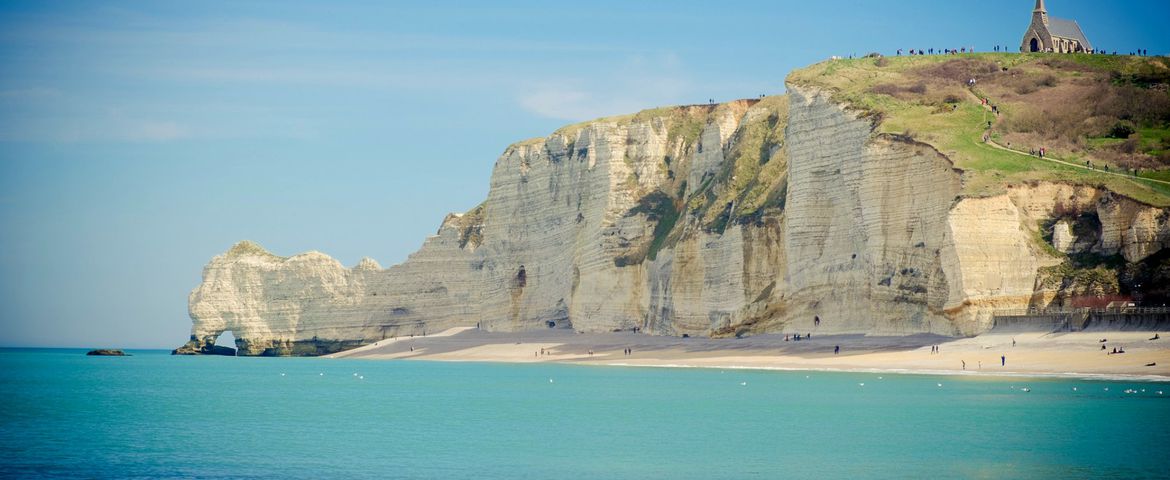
1020;0;1092;53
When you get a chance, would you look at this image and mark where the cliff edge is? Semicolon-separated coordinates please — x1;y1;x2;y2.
177;54;1170;355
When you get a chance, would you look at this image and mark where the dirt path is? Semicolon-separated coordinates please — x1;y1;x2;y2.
965;89;1170;187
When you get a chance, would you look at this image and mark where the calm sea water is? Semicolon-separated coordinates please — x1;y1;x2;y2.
1;349;1167;479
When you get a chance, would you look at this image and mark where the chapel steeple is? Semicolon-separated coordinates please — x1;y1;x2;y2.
1033;0;1049;25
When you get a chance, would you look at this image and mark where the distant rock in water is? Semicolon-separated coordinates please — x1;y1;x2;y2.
171;339;235;356
87;349;129;356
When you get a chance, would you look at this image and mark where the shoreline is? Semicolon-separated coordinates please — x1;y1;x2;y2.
330;327;1170;382
582;361;1170;383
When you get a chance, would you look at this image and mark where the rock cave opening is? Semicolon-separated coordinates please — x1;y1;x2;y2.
215;330;237;349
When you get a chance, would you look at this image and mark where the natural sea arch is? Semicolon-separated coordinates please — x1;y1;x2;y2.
215;330;237;349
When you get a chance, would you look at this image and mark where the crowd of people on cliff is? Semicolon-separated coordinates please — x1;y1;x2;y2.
846;46;1159;60
897;47;978;56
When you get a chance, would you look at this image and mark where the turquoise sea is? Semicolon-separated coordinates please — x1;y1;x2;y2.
1;349;1168;479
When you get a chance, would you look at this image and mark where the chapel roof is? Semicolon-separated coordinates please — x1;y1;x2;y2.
1048;17;1093;51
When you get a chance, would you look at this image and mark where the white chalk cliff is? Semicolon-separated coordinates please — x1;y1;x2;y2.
176;87;1170;356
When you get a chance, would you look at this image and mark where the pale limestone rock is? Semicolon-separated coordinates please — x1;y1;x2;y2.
940;195;1048;334
783;86;961;335
1052;221;1075;253
180;89;1170;355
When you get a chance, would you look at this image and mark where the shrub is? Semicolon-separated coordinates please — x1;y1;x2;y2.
875;56;890;67
1014;83;1038;95
1108;122;1136;139
907;82;927;94
1118;137;1140;154
869;84;901;96
916;58;1000;83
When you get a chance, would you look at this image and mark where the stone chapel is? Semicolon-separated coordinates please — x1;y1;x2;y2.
1020;0;1093;53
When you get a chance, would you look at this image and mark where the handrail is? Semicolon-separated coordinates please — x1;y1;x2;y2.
993;307;1170;317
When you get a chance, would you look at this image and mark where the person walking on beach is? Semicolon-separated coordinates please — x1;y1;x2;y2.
1001;355;1005;366
961;360;966;370
834;345;840;355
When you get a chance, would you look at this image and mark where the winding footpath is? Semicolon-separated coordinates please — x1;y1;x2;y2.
967;89;1170;187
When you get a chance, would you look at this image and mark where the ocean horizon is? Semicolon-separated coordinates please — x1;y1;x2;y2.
2;348;1168;479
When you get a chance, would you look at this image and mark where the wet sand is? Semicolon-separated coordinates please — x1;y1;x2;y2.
331;327;1170;380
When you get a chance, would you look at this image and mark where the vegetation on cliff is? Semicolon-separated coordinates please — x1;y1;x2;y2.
225;240;287;260
787;53;1170;206
1038;249;1170;307
688;95;789;231
591;98;789;264
452;202;486;249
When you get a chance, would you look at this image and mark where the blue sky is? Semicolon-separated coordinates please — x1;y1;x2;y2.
2;0;1168;348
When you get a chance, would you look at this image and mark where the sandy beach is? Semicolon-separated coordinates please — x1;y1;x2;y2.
329;327;1170;381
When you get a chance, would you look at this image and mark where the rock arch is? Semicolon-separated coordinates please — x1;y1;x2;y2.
172;330;237;355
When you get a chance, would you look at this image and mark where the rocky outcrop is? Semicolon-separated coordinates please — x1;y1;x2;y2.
178;86;1170;354
86;349;130;356
171;341;235;356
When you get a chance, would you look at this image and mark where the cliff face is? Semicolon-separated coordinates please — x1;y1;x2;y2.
177;86;1170;355
781;87;961;335
179;99;792;354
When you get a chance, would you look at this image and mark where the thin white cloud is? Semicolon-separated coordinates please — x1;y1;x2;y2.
124;120;190;142
0;87;62;99
140;65;510;90
516;54;693;121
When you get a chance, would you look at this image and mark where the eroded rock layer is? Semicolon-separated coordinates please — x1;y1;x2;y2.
177;90;1170;355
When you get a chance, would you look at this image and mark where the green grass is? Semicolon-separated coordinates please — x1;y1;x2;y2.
1138;126;1170;155
1141;169;1170;183
787;53;1170;206
1085;137;1127;148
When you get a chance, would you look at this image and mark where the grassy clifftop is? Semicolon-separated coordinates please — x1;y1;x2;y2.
787;53;1170;206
